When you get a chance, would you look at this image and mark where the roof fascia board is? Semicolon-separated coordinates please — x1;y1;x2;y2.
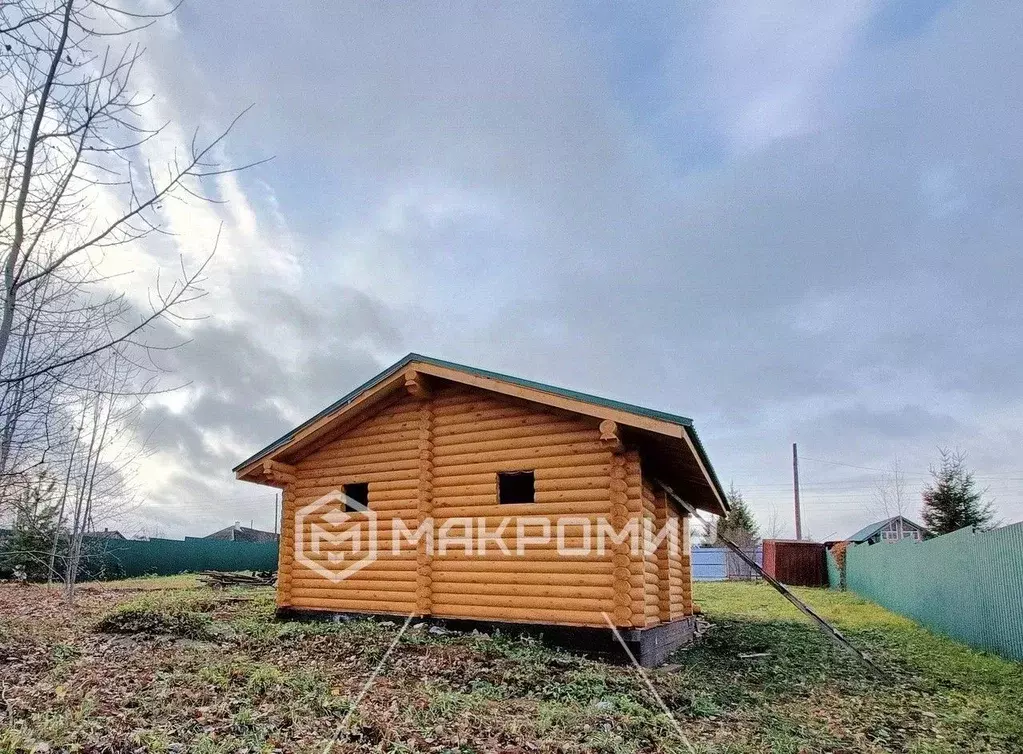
236;358;684;479
413;362;685;439
233;355;724;497
676;426;727;515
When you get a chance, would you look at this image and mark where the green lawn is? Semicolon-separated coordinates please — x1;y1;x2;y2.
1;579;1020;753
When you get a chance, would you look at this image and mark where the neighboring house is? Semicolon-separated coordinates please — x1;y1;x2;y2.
201;522;279;543
847;516;928;545
83;528;126;540
234;353;729;665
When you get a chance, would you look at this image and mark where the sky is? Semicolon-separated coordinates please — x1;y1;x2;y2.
111;0;1022;541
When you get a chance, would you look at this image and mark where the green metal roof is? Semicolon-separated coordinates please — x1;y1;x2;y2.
847;519;892;543
233;353;726;503
847;516;928;543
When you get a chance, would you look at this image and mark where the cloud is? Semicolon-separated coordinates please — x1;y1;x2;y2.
102;0;1023;540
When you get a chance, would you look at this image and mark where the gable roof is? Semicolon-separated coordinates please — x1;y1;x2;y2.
234;353;728;514
203;524;279;543
847;516;927;542
83;529;126;540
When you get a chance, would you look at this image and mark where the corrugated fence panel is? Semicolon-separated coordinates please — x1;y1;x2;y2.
846;523;1023;661
692;547;763;581
826;549;841;590
82;538;279;579
692;548;726;581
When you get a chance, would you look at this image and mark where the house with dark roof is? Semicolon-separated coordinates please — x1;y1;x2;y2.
83;528;126;540
234;353;728;665
847;515;928;545
200;522;279;543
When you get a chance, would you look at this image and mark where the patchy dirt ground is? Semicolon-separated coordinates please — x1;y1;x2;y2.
1;579;1021;753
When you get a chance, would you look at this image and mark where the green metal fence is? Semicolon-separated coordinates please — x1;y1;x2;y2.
845;523;1023;661
825;549;842;590
79;537;279;580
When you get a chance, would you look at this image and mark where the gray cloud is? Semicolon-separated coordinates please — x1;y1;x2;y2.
120;0;1022;539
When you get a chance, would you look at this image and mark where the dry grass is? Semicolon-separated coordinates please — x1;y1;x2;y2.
77;573;201;591
1;578;1021;753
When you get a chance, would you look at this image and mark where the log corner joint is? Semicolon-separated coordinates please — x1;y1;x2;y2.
599;419;625;454
404;368;432;400
262;459;297;487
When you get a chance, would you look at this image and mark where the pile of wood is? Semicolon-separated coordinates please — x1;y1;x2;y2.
199;570;276;589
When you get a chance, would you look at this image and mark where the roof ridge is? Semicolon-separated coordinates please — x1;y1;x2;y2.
405;352;694;426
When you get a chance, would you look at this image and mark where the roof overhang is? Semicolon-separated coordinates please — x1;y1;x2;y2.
234;354;729;515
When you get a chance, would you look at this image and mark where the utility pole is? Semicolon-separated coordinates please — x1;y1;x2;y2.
793;442;803;540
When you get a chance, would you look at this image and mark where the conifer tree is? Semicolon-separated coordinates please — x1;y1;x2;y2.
2;473;61;581
921;448;995;535
716;484;760;546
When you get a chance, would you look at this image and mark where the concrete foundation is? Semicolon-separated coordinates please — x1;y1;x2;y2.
276;607;696;667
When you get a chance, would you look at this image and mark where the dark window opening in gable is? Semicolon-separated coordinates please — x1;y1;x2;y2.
498;471;535;504
343;482;369;510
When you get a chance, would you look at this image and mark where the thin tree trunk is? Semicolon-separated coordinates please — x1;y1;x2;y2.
66;392;113;601
47;415;83;585
64;396;100;601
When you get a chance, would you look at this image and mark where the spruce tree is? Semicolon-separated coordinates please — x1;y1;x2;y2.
716;484;760;546
921;448;995;535
1;474;61;581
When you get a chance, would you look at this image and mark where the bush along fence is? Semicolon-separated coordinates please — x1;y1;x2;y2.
841;522;1023;662
1;537;280;582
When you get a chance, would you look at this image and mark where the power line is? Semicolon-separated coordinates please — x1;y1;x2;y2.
799;456;1023;480
800;456;904;473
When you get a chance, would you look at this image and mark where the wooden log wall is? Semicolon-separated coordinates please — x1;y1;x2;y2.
287;392;421;614
642;478;693;621
609;452;633;626
278;381;696;628
666;505;694;617
640;474;660;627
278;485;296;606
429;385;614;627
654;488;672;622
678;508;694;615
415;395;434;615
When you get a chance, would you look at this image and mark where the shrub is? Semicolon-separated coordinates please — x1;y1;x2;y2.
96;592;217;638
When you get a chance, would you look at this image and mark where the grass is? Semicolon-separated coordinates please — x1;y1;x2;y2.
78;573;201;591
95;590;220;638
1;579;1021;753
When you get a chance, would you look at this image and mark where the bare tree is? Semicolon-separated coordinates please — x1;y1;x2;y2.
64;353;151;598
0;0;258;593
871;457;909;537
764;503;785;539
0;1;257;373
0;0;235;385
